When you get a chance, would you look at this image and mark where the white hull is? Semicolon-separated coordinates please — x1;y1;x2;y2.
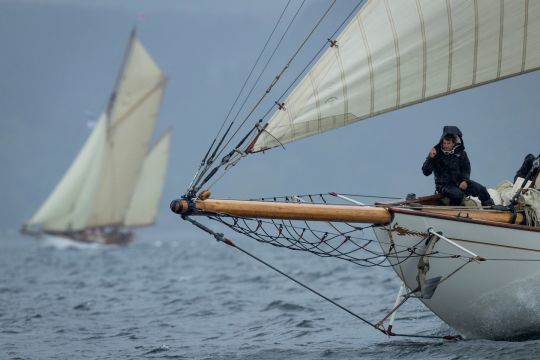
373;209;540;340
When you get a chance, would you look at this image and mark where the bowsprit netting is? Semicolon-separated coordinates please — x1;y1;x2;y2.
203;193;460;267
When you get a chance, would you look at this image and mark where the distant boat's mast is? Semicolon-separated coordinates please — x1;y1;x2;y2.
106;27;137;120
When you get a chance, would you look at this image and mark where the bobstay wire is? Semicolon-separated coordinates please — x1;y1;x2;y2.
179;191;540;337
177;192;473;340
182;213;463;341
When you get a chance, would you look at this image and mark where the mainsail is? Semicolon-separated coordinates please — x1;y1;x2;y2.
252;0;540;152
27;33;169;234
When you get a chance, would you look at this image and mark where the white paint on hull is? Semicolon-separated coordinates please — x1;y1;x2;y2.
373;211;540;340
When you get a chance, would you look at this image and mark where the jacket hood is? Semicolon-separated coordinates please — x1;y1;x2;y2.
438;126;465;149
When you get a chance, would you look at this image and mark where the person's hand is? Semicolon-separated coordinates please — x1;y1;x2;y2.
429;148;437;158
459;181;468;190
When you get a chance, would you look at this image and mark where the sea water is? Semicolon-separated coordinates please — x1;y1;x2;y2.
1;227;539;359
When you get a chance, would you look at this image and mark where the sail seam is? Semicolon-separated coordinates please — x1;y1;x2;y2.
472;0;479;85
350;66;540;125
415;0;427;100
309;73;322;133
286;105;295;140
356;16;374;116
497;0;504;78
522;0;529;72
251;60;539;153
446;0;453;92
385;0;400;108
333;47;349;126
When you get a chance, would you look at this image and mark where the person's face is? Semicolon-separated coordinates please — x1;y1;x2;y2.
442;138;455;151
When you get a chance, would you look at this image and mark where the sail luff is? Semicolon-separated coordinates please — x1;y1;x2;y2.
123;129;172;227
251;0;540;152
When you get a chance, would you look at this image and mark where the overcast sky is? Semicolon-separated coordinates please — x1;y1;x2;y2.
1;0;538;234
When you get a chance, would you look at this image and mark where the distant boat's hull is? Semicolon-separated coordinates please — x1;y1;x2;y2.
373;208;540;340
44;230;134;246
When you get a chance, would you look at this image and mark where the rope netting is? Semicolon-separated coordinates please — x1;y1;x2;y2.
203;193;469;268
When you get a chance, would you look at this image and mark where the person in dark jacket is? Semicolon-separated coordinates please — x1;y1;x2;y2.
514;153;538;182
422;126;494;206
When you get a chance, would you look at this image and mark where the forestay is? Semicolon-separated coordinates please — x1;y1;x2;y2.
252;0;540;152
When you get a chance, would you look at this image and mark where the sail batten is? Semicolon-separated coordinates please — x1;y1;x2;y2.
252;0;540;152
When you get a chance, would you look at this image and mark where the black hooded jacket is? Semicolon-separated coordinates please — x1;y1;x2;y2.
422;126;471;188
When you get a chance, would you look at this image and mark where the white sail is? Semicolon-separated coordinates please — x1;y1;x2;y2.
88;34;166;227
28;114;107;231
252;0;540;152
124;130;171;227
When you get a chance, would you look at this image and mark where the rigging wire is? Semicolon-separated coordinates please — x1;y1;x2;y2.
183;215;463;341
218;0;339;154
189;0;294;190
256;193;403;201
211;0;308;160
190;0;340;193
259;0;367;122
213;0;294;145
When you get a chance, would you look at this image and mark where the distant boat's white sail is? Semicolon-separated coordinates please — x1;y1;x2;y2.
28;114;107;231
124;130;171;227
88;34;166;227
252;0;540;152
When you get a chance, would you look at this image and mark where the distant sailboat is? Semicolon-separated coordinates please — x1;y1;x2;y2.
22;31;170;245
171;0;540;340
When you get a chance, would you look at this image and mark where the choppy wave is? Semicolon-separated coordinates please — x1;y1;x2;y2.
2;233;540;359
